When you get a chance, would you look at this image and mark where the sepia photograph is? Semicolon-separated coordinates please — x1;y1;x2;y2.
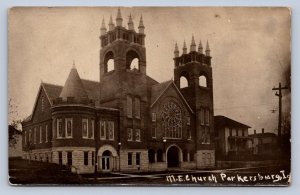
8;7;291;186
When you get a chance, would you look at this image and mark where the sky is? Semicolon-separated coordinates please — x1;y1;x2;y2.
8;7;291;134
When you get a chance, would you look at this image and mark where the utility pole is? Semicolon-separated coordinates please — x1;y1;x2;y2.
272;82;288;136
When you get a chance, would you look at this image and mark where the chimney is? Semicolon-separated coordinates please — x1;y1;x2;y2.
262;128;264;134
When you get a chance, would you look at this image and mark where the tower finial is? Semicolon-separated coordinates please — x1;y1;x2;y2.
205;40;211;56
183;40;187;54
100;17;107;35
128;13;135;31
116;8;123;27
72;60;76;69
198;40;203;54
190;34;196;52
138;15;145;34
174;42;179;57
108;15;115;31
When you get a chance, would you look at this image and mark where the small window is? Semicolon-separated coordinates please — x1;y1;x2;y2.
229;128;232;136
127;96;133;118
92;151;95;166
34;127;37;143
135;98;141;119
29;129;32;142
82;119;88;138
187;116;190;125
57;119;63;138
89;119;94;139
67;151;72;166
200;109;204;125
135;129;141;142
148;149;155;163
128;153;132;165
39;126;42;143
84;151;88;166
152;113;156;122
190;151;194;161
136;153;140;166
65;118;73;138
187;128;191;140
127;128;133;141
100;121;106;140
108;121;114;140
58;151;62;165
199;75;207;87
151;126;156;138
45;125;48;142
205;110;210;125
24;130;27;145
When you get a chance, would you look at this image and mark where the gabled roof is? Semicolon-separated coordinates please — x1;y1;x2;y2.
150;80;194;114
59;66;88;100
214;115;251;129
42;82;63;103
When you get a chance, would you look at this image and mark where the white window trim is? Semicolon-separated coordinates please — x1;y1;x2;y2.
135;129;141;142
127;128;133;141
100;120;106;140
151;126;156;138
45;125;48;142
135;98;141;119
34;128;37;144
108;121;114;141
152;113;156;122
82;118;89;139
90;119;95;139
57;119;63;139
65;118;73;138
39;126;42;143
127;96;133;118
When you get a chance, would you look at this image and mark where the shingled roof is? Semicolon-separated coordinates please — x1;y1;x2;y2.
59;66;88;100
214;115;251;129
150;80;173;105
42;83;63;103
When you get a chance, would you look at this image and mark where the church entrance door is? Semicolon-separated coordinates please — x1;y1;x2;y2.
167;146;180;167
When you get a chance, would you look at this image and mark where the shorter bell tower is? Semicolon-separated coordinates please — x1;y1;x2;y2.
173;35;215;168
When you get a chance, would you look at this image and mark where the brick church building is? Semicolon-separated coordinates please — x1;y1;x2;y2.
22;9;215;173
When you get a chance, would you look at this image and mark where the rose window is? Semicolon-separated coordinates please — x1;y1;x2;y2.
161;101;182;138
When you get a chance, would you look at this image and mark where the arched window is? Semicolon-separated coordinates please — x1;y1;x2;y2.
199;75;207;87
104;51;114;73
148;149;155;163
107;59;114;72
157;149;163;162
180;76;188;88
126;50;140;71
179;71;189;88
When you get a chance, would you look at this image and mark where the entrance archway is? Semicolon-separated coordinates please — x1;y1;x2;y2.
167;146;180;167
97;145;118;172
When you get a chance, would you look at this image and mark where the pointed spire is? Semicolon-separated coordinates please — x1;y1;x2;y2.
128;13;135;31
138;15;145;34
182;40;187;54
116;8;123;27
59;64;88;101
174;42;179;57
198;40;203;54
108;15;115;31
100;17;107;36
190;35;196;52
72;60;76;69
205;40;211;56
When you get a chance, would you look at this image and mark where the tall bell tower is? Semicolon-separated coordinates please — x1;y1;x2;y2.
98;9;150;171
173;35;215;168
99;9;147;106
